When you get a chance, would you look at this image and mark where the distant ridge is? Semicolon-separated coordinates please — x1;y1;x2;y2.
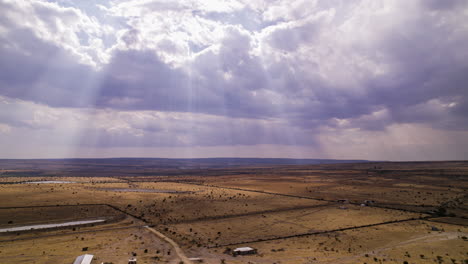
0;157;370;169
147;157;371;166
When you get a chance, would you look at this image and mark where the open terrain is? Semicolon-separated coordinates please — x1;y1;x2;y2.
0;159;467;263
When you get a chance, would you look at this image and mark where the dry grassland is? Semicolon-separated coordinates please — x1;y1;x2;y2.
0;161;467;264
165;205;422;247
192;221;467;264
0;226;180;264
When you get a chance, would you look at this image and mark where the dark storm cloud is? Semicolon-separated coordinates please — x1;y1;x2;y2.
0;27;101;108
269;1;468;131
94;28;270;118
96;49;191;111
423;0;466;10
359;2;468;129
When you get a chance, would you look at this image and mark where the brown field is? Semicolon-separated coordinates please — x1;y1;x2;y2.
166;205;422;247
0;160;467;264
0;226;178;264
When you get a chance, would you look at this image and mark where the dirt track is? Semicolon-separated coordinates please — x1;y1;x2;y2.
145;226;193;264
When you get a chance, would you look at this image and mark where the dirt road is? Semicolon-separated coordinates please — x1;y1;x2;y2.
145;226;193;264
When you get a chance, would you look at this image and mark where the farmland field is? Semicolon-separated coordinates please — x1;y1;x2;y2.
0;159;467;263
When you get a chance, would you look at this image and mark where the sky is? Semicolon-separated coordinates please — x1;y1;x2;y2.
0;0;467;160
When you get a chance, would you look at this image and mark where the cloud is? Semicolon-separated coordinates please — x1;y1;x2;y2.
0;0;468;159
423;0;467;10
0;0;112;66
0;96;318;150
2;95;468;160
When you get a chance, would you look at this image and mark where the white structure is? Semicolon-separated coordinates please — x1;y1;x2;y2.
233;247;257;256
128;257;137;264
73;254;94;264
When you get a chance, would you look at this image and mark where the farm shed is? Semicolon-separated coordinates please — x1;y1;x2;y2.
73;254;94;264
128;257;137;264
233;247;257;256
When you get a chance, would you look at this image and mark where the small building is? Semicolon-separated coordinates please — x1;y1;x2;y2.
128;257;137;264
189;257;204;263
233;247;257;256
339;206;348;210
360;203;366;207
73;254;94;264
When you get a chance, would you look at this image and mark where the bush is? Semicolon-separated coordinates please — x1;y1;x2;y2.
436;207;447;216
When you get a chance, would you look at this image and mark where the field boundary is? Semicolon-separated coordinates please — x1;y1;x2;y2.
0;203;112;210
207;216;431;248
424;217;468;227
170;203;332;224
0;224;148;243
166;181;436;215
0;203;149;224
0;204;192;263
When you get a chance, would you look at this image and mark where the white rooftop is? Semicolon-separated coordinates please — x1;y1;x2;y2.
233;247;255;252
73;254;94;264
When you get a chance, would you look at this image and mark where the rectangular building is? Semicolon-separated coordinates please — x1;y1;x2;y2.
73;254;94;264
